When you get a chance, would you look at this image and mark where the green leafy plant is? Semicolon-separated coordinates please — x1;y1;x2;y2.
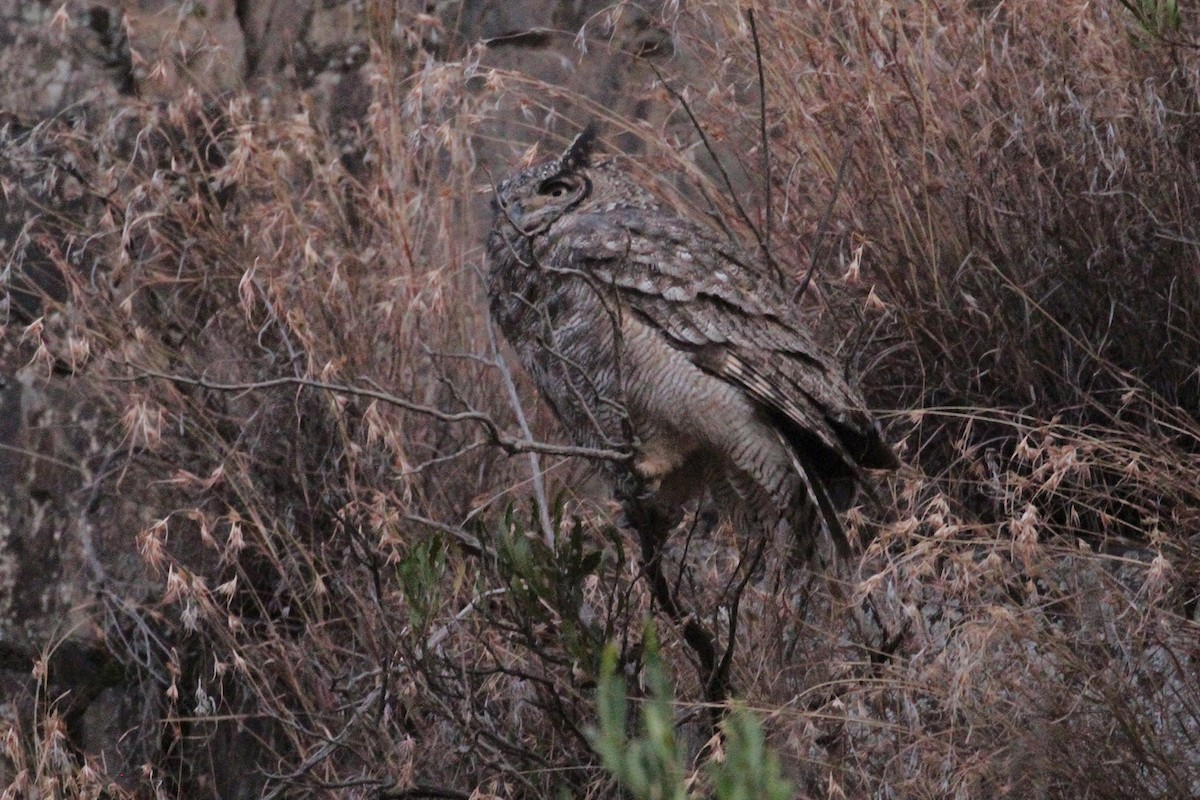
494;500;616;664
592;625;689;800
708;706;792;800
1117;0;1182;38
397;535;447;632
592;624;792;800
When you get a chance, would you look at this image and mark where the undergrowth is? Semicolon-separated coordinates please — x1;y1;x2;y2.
0;0;1197;797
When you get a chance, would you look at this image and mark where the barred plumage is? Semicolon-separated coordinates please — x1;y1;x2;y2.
486;127;897;555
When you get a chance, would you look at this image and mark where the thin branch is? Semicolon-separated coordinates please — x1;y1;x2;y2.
380;786;470;800
0;441;89;475
112;368;632;464
623;493;727;728
486;310;556;546
645;61;786;286
261;687;382;799
794;144;853;302
745;7;772;256
397;440;487;478
404;513;485;557
714;534;769;700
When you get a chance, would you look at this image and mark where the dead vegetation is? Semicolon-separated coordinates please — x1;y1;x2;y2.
1;0;1198;797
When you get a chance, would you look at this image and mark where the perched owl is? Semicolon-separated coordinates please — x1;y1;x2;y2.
486;126;897;556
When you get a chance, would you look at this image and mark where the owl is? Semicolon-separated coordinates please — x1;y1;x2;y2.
486;126;897;556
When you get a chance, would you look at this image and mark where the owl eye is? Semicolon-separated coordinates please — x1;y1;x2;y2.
538;178;574;198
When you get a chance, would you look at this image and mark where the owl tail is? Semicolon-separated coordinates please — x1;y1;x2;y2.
713;456;848;563
776;430;854;560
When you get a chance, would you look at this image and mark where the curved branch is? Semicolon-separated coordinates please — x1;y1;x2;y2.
113;368;632;463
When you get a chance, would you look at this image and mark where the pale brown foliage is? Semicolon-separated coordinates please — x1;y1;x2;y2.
1;1;1198;798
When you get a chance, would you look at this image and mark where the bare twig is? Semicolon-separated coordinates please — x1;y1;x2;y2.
380;786;470;800
404;513;485;557
714;533;770;701
486;312;556;546
645;61;786;286
0;441;89;474
261;687;382;799
745;7;772;256
622;492;726;727
113;368;632;464
794;144;852;302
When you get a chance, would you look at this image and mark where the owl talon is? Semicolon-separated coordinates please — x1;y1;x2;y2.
635;476;662;500
635;485;659;505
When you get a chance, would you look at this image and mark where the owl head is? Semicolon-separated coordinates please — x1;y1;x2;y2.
490;125;658;238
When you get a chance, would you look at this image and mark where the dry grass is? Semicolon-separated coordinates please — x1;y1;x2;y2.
1;0;1198;797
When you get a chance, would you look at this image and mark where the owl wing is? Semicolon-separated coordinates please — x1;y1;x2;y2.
543;208;898;481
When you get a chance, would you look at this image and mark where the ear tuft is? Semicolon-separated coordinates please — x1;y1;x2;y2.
558;123;599;171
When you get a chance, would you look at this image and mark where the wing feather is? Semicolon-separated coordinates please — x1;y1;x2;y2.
542;207;896;477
